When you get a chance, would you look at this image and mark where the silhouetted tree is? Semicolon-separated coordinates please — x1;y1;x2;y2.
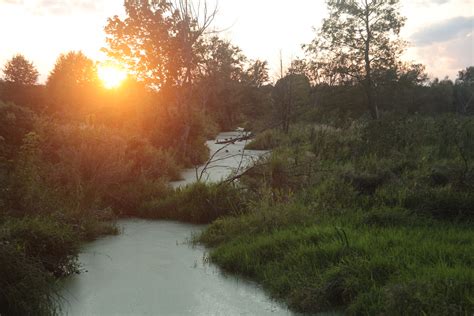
46;51;99;116
104;0;216;91
307;0;406;119
273;73;311;133
104;0;217;157
246;60;270;88
2;54;39;86
455;66;474;115
196;36;247;127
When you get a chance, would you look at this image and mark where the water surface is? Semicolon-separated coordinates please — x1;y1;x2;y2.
61;132;295;316
171;131;267;188
61;220;294;316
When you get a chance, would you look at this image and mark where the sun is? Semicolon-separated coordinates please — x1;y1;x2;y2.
98;64;127;89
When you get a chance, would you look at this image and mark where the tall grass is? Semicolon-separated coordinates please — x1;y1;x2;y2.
139;182;245;223
197;114;474;314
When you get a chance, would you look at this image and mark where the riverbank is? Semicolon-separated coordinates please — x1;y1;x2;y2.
0;100;212;316
195;115;474;315
59;132;290;315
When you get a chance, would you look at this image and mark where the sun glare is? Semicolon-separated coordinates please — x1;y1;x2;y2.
98;64;127;89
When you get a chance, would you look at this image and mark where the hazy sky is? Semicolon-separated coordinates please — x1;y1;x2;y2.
0;0;473;82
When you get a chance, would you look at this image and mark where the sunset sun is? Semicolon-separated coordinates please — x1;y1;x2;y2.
98;64;127;89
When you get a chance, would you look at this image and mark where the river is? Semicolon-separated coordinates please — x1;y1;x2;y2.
60;132;298;316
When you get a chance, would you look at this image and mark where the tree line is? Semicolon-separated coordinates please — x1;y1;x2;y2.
1;0;472;142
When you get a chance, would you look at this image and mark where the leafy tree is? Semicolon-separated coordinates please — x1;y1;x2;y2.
246;60;270;88
427;77;456;113
307;0;406;119
455;66;474;114
457;67;474;84
104;0;217;157
46;51;99;116
200;37;246;82
273;73;311;133
0;55;44;109
374;63;428;113
196;36;247;127
2;54;39;86
104;0;216;91
238;60;272;125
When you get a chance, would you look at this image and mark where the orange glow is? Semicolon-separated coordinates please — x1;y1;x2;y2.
98;63;127;89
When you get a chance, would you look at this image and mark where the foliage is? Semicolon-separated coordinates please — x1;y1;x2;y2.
198;114;474;314
455;66;474;114
306;0;406;118
9;118;183;215
2;54;39;86
139;182;245;223
104;0;213;89
0;243;59;316
245;129;288;150
204;219;474;315
46;51;99;116
1;217;80;277
0;101;36;156
104;3;272;130
195;36;248;128
0;0;472;314
272;74;311;133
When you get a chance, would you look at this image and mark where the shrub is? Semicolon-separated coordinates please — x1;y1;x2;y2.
0;243;59;316
405;186;474;219
139;182;245;223
361;207;416;227
245;129;287;150
1;217;80;277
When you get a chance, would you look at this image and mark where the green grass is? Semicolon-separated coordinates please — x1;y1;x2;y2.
197;114;474;314
245;129;288;150
139;182;245;223
200;213;474;315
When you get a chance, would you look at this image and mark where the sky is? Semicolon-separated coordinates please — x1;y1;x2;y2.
0;0;473;83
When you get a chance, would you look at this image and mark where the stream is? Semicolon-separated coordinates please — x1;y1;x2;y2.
60;132;298;316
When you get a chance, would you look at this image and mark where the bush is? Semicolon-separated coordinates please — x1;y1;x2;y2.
0;243;59;316
1;217;80;277
405;186;474;219
360;207;416;227
0;101;35;157
245;129;287;150
139;182;245;223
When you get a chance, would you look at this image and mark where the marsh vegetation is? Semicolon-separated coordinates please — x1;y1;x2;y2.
0;0;473;315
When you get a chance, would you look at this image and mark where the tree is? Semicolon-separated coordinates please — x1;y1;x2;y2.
246;60;270;88
104;0;217;157
104;0;216;91
196;36;247;127
2;54;39;86
46;51;99;115
307;0;406;119
273;73;311;133
455;66;474;114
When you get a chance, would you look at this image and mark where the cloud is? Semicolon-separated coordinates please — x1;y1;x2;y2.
411;16;474;46
410;23;474;79
418;0;451;4
1;0;103;15
0;0;23;3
